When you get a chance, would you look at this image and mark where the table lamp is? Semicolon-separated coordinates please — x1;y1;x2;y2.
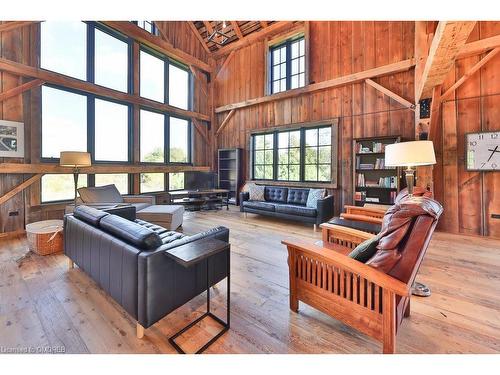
59;151;91;208
384;141;436;196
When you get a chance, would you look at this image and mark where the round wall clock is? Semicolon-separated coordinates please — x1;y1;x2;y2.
466;131;500;171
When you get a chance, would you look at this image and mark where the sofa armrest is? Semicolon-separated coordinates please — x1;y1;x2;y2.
137;226;230;328
123;195;156;205
240;192;250;211
316;195;334;224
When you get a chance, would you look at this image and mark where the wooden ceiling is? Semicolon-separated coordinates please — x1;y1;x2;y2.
191;21;275;52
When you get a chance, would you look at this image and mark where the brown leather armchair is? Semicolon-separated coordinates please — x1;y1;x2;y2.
282;195;443;353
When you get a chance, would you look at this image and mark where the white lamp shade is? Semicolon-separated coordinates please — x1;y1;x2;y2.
59;151;91;167
385;141;436;167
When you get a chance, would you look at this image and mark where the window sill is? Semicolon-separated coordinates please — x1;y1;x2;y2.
249;179;337;189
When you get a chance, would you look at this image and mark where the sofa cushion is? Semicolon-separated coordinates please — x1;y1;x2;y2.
306;188;326;208
264;186;288;203
73;205;109;226
275;204;317;217
100;214;162;250
242;200;276;212
247;183;265;201
348;233;382;263
78;184;124;204
287;188;309;206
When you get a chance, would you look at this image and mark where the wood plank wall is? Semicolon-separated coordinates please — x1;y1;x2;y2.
0;22;211;235
214;21;416;215
0;22;35;234
435;21;500;237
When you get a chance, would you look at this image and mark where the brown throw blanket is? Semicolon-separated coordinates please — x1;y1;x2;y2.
366;196;443;272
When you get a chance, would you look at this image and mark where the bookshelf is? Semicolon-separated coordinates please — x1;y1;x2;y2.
353;136;403;206
218;148;243;205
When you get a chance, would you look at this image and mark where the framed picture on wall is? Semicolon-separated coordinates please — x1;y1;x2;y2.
0;120;24;158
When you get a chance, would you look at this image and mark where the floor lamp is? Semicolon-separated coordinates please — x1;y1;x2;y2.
385;140;436;296
59;151;91;209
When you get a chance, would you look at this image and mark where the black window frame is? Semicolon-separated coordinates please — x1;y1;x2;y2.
269;35;305;95
139;45;193;110
251;132;275;181
132;21;160;36
277;129;302;182
251;124;332;183
303;126;332;183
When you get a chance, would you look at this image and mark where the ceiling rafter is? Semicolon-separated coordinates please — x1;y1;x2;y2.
231;21;243;39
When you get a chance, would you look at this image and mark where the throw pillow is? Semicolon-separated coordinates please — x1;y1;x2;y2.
248;183;265;201
348;233;382;263
306;188;326;208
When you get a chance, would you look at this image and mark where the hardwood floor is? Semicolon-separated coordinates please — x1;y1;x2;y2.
1;207;499;354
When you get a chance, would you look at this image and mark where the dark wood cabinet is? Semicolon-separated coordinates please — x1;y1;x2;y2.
218;148;243;205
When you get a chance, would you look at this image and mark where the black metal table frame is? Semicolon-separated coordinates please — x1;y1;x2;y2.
168;248;230;354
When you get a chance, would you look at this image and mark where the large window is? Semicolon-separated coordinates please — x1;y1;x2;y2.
252;133;274;180
41;174;88;203
270;36;305;94
41;21;87;80
169;173;184;191
140;173;165;193
277;130;301;181
252;125;332;183
169;117;189;163
41;86;87;159
95;174;129;195
94;28;129;92
94;98;129;162
140;50;165;102
140;109;165;163
169;63;190;110
305;127;331;182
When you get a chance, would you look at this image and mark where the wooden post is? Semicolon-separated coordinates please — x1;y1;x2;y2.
382;289;396;354
288;248;299;312
404;299;411;318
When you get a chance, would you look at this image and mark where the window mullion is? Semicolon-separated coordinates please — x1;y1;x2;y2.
165;114;170;164
87;23;95;83
300;128;305;182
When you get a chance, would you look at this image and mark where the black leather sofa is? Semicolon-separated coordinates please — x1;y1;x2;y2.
64;205;229;337
239;186;334;228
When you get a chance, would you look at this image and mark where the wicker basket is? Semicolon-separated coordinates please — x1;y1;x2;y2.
26;220;64;255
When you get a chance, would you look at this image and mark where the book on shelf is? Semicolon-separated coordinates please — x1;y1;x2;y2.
357;173;397;188
355;142;387;154
389;191;397;204
365;197;380;203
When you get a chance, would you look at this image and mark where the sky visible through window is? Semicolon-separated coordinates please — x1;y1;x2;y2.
42;86;87;158
94;99;129;161
41;21;87;80
94;28;128;92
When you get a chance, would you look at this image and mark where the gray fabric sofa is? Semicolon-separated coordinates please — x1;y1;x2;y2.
240;186;334;228
64;205;229;336
65;184;184;230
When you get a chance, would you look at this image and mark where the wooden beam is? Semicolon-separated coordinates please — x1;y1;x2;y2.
216;58;415;113
215;50;235;81
365;79;415;110
0;163;210;174
152;22;171;45
429;85;442;142
0;174;42;206
231;21;243;39
102;21;212;73
203;21;219;50
0;57;210;121
260;21;268;29
0;21;36;33
441;47;500;102
457;34;500;59
0;79;44;103
189;65;208;97
187;21;211;54
192;118;209;145
415;21;476;102
216;109;236;135
213;21;297;58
